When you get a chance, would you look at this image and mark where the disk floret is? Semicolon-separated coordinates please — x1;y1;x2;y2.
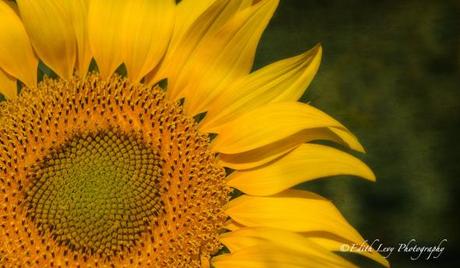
0;75;229;266
25;129;163;257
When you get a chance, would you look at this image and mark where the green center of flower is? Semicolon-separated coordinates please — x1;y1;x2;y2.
25;129;163;257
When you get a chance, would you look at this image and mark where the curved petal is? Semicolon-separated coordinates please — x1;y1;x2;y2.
0;68;17;99
87;0;125;78
219;127;364;170
0;1;38;87
170;0;215;51
172;0;253;52
181;0;279;115
212;243;350;268
148;0;257;88
201;44;322;131
220;228;389;268
224;219;245;231
220;228;357;268
17;0;76;79
226;190;366;247
307;232;390;268
67;0;91;76
211;102;353;154
88;0;175;80
227;143;375;196
121;0;175;81
219;135;299;170
329;127;365;152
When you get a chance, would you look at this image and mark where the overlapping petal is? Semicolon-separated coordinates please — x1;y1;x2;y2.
201;44;322;131
17;0;76;79
88;0;175;80
225;192;389;266
211;102;357;154
67;0;91;76
221;221;389;267
218;127;365;170
149;0;260;91
182;0;279;115
213;243;350;268
228;143;375;196
170;0;215;51
307;233;390;267
122;0;175;81
172;0;254;53
0;68;16;99
0;1;38;88
226;190;367;249
150;0;278;116
219;227;357;268
87;0;125;78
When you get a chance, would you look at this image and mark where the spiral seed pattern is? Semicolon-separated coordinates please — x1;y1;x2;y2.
0;75;229;267
25;130;163;258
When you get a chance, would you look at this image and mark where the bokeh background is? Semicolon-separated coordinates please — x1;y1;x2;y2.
253;0;459;267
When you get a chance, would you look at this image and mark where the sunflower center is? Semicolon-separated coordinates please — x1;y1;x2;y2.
1;74;229;266
25;129;163;257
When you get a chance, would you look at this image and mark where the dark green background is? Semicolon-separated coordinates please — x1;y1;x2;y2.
254;0;459;267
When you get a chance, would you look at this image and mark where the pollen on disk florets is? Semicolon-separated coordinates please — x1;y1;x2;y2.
0;74;229;267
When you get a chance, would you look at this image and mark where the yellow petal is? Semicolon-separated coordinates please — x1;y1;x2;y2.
170;0;215;51
201;44;322;131
155;0;278;115
220;228;357;268
219;127;364;170
67;0;91;76
228;143;375;196
17;0;76;79
212;243;350;268
211;102;352;154
87;0;125;78
0;68;17;99
88;0;175;80
219;140;297;171
182;0;279;115
173;0;254;52
121;0;175;81
329;127;365;152
226;190;366;247
224;219;245;231
308;234;390;268
0;1;38;87
148;0;257;88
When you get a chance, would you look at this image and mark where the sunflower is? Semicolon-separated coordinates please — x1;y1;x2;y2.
0;0;389;267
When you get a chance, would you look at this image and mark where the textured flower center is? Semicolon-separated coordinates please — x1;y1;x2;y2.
0;74;229;266
25;129;163;257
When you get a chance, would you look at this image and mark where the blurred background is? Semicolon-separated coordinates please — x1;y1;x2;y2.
253;0;459;267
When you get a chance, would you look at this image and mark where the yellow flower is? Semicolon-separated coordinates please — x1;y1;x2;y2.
0;0;389;267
